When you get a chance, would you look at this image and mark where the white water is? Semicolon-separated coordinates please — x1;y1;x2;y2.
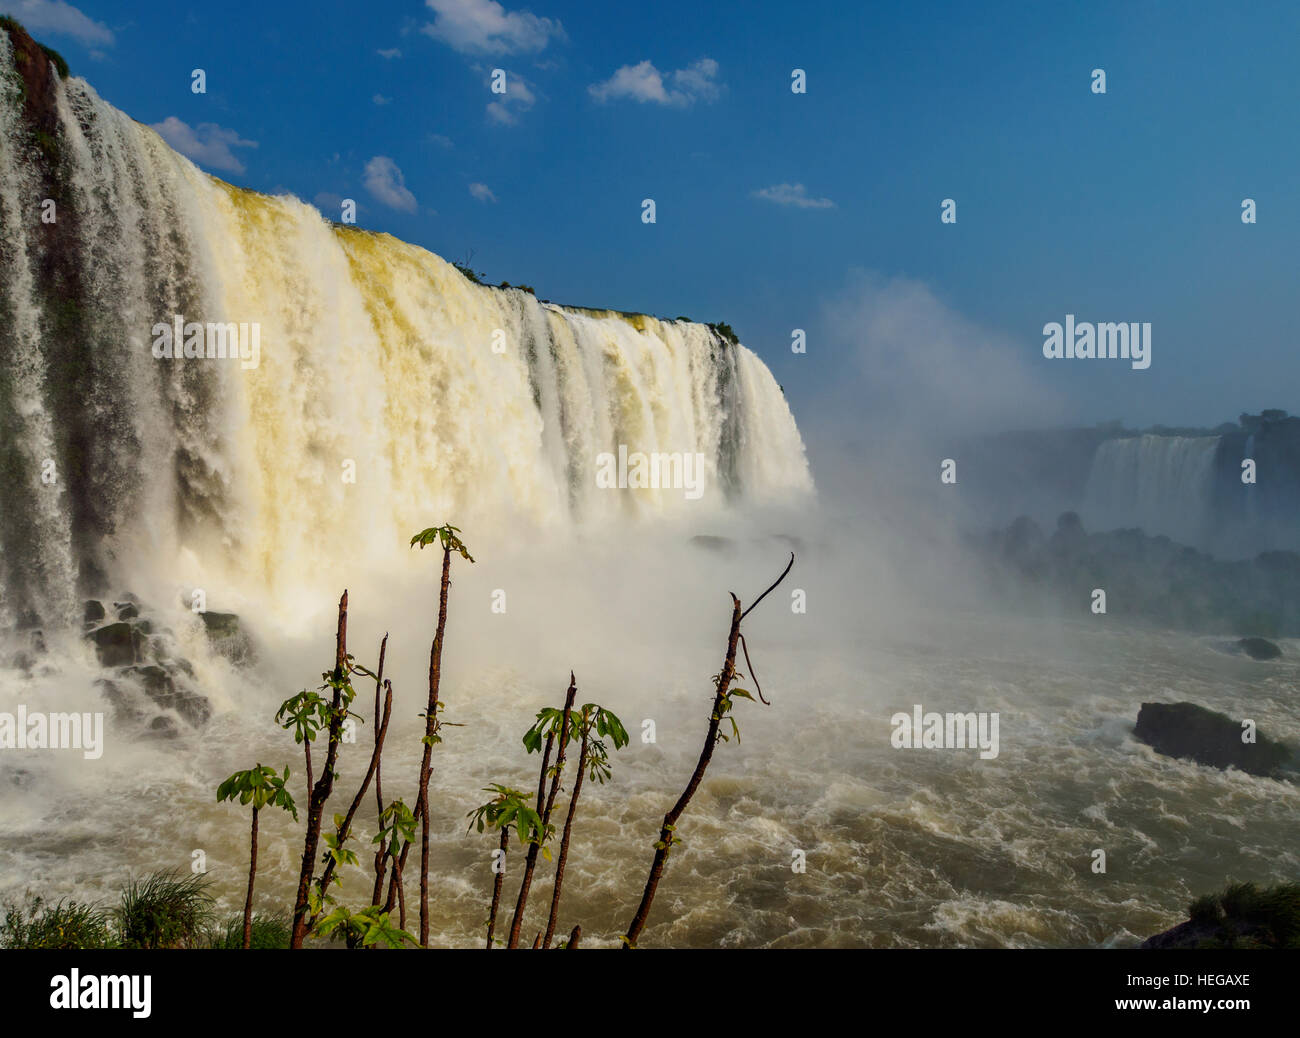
0;46;811;631
1082;435;1220;547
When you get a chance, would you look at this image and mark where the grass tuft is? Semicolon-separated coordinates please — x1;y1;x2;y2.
116;869;215;949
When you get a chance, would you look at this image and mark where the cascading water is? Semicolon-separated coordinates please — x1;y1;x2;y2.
1081;434;1220;547
0;37;812;632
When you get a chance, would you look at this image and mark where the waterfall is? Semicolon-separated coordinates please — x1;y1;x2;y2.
0;36;812;629
1081;435;1220;546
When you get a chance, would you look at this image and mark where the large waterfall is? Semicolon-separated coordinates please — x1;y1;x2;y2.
0;33;812;631
1081;434;1220;546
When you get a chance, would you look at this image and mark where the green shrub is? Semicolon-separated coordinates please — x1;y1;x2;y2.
707;321;740;346
1185;882;1300;948
453;261;486;285
38;44;68;79
116;870;215;949
1;894;115;949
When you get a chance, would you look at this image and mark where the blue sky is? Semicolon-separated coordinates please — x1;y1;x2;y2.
8;0;1299;435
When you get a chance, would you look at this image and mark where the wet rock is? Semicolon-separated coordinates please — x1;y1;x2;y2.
83;600;105;624
140;716;179;741
1134;701;1295;778
96;678;144;725
1236;637;1282;661
88;621;144;667
121;664;212;727
198;611;255;665
115;602;139;620
9;629;45;671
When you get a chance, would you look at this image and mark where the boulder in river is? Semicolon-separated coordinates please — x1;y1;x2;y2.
1235;636;1282;660
1134;701;1295;778
121;664;212;727
88;621;144;667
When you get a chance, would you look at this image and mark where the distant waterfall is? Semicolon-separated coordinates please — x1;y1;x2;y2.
1082;435;1220;546
0;33;812;629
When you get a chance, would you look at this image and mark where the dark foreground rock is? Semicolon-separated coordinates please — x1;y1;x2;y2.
1134;702;1296;778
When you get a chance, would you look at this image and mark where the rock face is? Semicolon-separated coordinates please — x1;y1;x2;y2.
1134;702;1295;778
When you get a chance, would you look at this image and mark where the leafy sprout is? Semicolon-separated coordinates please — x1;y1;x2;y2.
216;764;299;821
410;523;475;562
467;784;545;847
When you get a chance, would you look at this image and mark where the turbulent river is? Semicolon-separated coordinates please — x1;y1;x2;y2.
1;25;1295;949
2;533;1296;948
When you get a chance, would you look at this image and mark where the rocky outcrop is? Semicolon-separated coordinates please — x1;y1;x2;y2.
965;412;1300;559
1134;702;1295;779
975;513;1300;636
82;596;215;736
88;621;145;668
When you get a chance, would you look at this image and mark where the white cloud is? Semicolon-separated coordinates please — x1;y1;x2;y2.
751;183;835;209
589;58;721;107
468;182;497;203
8;0;114;47
428;133;455;149
377;48;402;59
149;117;257;174
373;94;392;105
485;70;535;124
363;156;418;212
422;0;563;55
